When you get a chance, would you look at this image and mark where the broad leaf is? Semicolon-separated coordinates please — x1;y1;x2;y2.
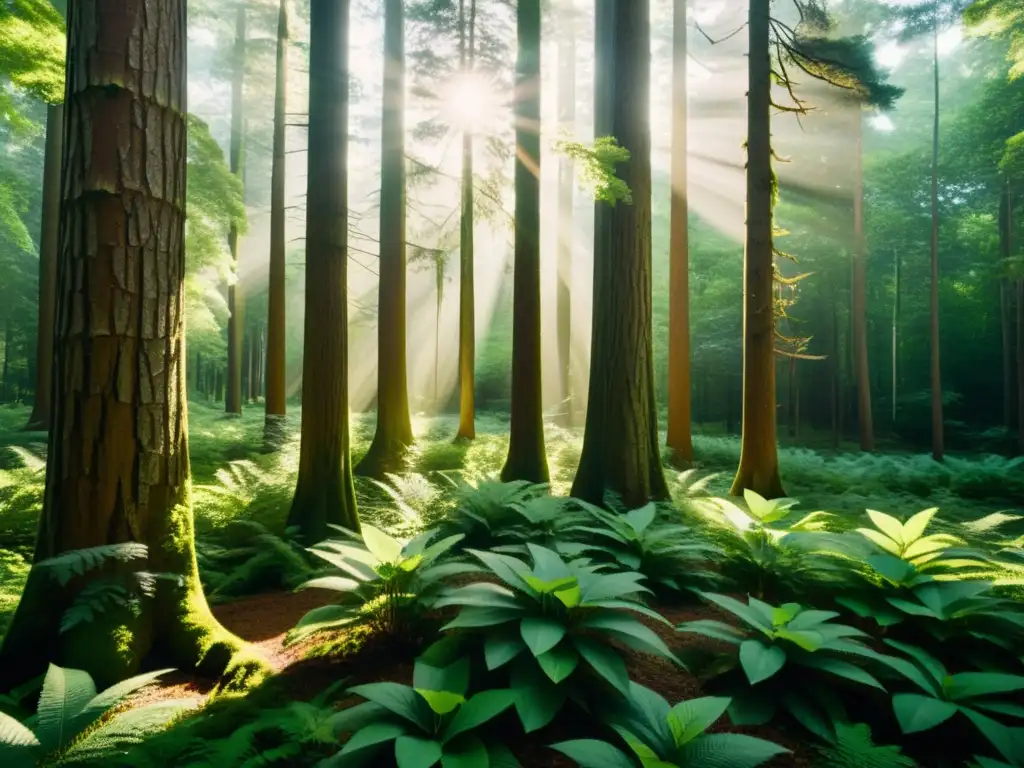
739;641;786;685
946;672;1024;701
341;722;409;755
35;665;96;754
666;696;731;747
901;508;939;544
892;693;958;734
521;617;567;657
678;732;789;768
550;739;636;768
537;646;580;684
395;735;443;768
484;632;527;670
416;689;465;716
348;683;432;732
362;525;405;564
866;511;905;548
574;636;631;696
445;689;518;742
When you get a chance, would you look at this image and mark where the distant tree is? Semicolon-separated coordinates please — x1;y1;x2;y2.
225;4;247;416
457;0;478;440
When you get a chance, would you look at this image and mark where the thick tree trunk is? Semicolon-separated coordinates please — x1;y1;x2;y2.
226;5;247;416
456;0;477;441
358;0;414;476
287;0;359;542
852;109;874;451
0;0;263;692
666;0;694;463
571;0;667;508
929;23;944;461
264;0;289;447
25;104;63;430
556;7;576;427
730;0;784;498
501;0;549;484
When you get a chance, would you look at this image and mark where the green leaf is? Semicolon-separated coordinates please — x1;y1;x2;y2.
549;739;636;768
0;710;40;754
573;636;631;696
361;525;405;564
445;689;518;742
348;683;431;731
866;510;905;548
892;694;958;734
698;593;772;634
484;632;526;670
901;508;939;544
796;656;886;690
326;701;390;735
743;489;772;521
676;619;745;645
297;575;363;593
468;549;534;593
739;640;787;685
35;664;97;754
416;690;465;716
395;735;443;768
511;665;564;733
442;606;524;630
786;610;839;630
72;668;174;736
625;504;657;536
677;732;789;768
578;614;678;663
441;737;491;768
554;583;583;608
781;692;836;743
341;722;408;755
666;696;731;747
773;628;825;652
960;706;1024;763
946;672;1024;701
728;693;776;726
527;544;572;582
434;583;521;610
521;617;568;657
884;640;947;689
537;646;580;684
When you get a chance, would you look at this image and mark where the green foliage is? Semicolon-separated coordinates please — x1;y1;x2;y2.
965;0;1024;80
551;684;788;768
678;594;891;742
196;522;313;602
433;478;549;550
0;0;65;125
813;722;917;768
555;136;633;205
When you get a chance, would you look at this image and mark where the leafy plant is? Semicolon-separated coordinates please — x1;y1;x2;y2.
428;544;679;732
433;478;547;550
551;683;787;768
286;525;475;644
0;664;193;767
196;522;313;602
883;640;1024;764
678;593;892;742
813;722;916;768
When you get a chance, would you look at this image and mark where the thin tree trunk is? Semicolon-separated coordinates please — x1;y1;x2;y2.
456;0;478;440
1;319;10;403
730;0;784;498
852;108;874;451
196;352;204;398
25;104;63;430
556;4;576;427
358;0;414;476
572;0;667;507
226;5;247;416
244;330;254;402
929;19;944;461
1000;178;1014;433
893;247;900;423
287;0;358;542
666;0;694;462
264;0;289;446
0;0;261;692
787;356;796;438
1018;276;1024;454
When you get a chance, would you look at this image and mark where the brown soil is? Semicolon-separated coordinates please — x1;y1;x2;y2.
129;591;816;766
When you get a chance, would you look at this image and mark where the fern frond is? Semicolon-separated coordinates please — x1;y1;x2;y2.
58;699;198;764
70;668;176;736
814;722;916;768
0;710;39;759
34;664;96;754
37;544;149;586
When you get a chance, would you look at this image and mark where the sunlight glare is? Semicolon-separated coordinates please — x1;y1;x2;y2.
440;72;501;133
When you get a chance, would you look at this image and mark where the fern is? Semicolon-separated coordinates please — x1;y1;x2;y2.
58;699;198;764
814;723;916;768
36;544;149;586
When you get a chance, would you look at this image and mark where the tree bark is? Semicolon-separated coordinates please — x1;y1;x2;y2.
226;5;246;416
1000;181;1013;431
556;5;576;427
501;0;549;484
357;0;414;476
928;20;944;461
25;104;63;430
456;0;478;441
666;0;694;463
571;0;667;508
892;247;899;424
730;0;785;498
0;0;263;692
264;0;289;447
287;0;359;542
852;108;874;451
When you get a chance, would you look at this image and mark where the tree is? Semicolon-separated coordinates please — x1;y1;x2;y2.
572;0;668;508
665;0;693;462
263;0;289;448
0;0;264;692
556;0;577;426
287;0;359;542
225;4;247;416
501;0;549;484
358;0;414;476
852;106;875;451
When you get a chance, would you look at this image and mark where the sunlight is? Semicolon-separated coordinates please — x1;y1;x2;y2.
440;72;502;133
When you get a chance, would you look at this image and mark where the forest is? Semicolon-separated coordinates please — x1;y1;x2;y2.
0;0;1023;765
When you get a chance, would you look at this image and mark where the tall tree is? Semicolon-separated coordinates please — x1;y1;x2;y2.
556;0;576;426
852;106;874;451
263;0;288;448
501;0;548;484
225;4;247;416
666;0;694;462
0;0;263;691
357;0;414;476
572;0;667;507
456;0;478;441
287;0;359;542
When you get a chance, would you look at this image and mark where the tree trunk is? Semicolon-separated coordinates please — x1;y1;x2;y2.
666;0;694;463
456;0;478;440
226;5;247;416
264;0;289;447
730;0;784;498
571;0;667;507
287;0;359;542
893;247;899;423
358;0;414;476
195;351;203;398
928;20;944;461
501;0;549;484
25;104;63;430
1018;276;1024;454
852;108;874;451
1;319;10;403
0;0;263;692
556;5;576;427
787;356;797;438
244;329;253;402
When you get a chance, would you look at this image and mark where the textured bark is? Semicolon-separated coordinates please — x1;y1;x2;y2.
287;0;359;542
26;104;63;430
666;0;693;462
0;0;263;692
357;0;413;476
225;5;246;416
852;110;874;451
501;0;549;484
264;0;289;447
456;0;477;441
571;0;667;508
730;0;785;498
928;22;944;461
556;10;575;427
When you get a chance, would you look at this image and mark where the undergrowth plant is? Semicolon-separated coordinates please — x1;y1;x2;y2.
196;522;313;602
812;722;917;768
432;478;548;550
